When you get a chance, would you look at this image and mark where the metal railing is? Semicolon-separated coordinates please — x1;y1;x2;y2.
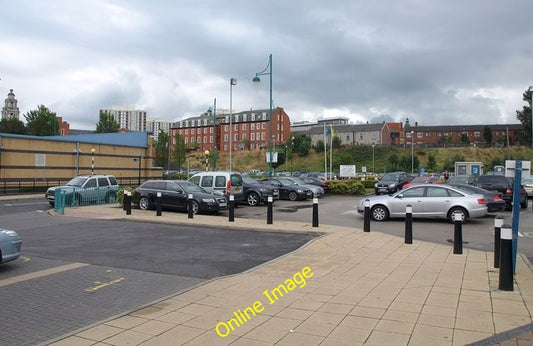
53;187;118;214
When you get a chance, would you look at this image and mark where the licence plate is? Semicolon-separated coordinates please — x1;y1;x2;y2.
219;202;227;207
234;188;241;193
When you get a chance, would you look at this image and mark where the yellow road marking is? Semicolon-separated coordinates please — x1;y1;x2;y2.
0;263;88;288
85;277;125;292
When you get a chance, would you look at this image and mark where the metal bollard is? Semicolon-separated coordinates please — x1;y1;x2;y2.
405;204;413;244
267;195;273;224
493;215;504;268
363;199;371;232
187;193;194;219
156;192;162;216
228;194;235;222
499;224;514;291
452;211;464;254
123;190;128;211
312;197;319;227
125;191;131;215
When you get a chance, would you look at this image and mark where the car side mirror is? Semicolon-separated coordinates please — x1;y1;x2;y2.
397;194;404;198
176;189;183;194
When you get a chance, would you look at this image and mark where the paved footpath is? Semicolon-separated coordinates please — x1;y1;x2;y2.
38;205;533;345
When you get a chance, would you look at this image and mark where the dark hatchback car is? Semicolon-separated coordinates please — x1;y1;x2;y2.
300;176;331;193
447;183;506;213
374;172;412;195
133;180;227;214
242;175;279;206
476;175;528;211
260;178;313;201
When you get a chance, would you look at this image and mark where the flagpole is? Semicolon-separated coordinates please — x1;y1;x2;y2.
324;124;327;180
329;125;333;180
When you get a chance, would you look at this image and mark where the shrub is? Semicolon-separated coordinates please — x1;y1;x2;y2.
116;186;134;206
329;179;365;195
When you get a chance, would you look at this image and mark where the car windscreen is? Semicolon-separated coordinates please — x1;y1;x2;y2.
179;182;206;193
242;176;259;184
66;177;87;187
382;173;399;180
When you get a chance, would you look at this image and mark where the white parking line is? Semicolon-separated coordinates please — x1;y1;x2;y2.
0;263;88;288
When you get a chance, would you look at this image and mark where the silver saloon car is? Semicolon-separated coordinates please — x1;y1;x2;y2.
357;184;487;223
0;228;22;263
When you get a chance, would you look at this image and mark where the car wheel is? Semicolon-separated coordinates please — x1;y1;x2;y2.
247;192;260;206
49;201;55;207
448;207;468;224
138;196;150;210
371;205;389;221
105;192;116;203
288;191;298;201
187;200;200;214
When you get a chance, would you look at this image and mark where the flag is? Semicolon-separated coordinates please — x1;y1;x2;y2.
330;125;336;137
324;125;331;137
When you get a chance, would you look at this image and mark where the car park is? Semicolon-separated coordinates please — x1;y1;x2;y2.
374;171;412;195
242;175;279;206
260;178;313;201
447;183;506;213
476;175;528;210
522;177;533;198
188;171;245;203
300;176;331;193
357;184;487;223
45;174;120;207
133;180;227;214
0;228;22;264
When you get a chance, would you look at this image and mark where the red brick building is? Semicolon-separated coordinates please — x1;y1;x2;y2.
171;107;291;153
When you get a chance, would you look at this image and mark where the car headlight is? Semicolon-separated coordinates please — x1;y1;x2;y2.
258;188;267;192
374;183;378;188
388;183;397;188
297;189;304;193
0;229;18;237
202;198;215;203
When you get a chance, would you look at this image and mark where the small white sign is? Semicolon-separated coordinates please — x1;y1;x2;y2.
266;152;278;163
340;165;356;177
35;154;46;167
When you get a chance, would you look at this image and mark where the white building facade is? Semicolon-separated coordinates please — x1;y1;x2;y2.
100;106;147;132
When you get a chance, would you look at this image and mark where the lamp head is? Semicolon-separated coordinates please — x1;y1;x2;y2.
252;75;261;83
91;148;95;154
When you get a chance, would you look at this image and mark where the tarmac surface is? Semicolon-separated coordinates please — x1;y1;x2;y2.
9;197;533;345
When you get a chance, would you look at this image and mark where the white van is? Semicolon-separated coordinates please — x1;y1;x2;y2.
189;171;245;203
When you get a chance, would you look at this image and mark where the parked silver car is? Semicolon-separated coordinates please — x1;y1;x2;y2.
45;174;120;206
357;184;487;223
0;228;22;263
278;177;324;198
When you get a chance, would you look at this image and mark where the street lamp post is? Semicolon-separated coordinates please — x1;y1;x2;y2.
411;131;414;174
207;100;218;171
91;148;95;175
229;78;237;172
529;86;533;149
291;136;295;176
372;144;375;174
253;54;273;178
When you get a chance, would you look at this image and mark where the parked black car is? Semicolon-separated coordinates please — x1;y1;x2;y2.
133;180;227;214
374;172;412;195
300;176;331;193
242;175;279;206
475;175;528;211
260;178;313;201
447;183;506;213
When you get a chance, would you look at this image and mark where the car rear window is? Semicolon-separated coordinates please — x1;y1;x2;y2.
98;177;109;187
230;174;242;186
201;176;213;188
215;176;226;187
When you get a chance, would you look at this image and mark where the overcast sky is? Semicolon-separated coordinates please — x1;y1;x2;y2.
2;0;533;130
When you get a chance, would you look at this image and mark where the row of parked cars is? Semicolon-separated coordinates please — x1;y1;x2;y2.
364;171;530;223
45;171;329;216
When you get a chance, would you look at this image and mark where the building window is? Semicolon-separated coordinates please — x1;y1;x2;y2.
210;136;213;143
224;125;228;131
203;128;207;134
242;134;247;140
191;129;195;135
474;131;480;137
185;137;189;144
234;134;238;141
234;124;238;131
242;123;247;130
185;129;189;135
251;123;255;130
251;133;255;140
262;133;266;140
197;137;201;143
417;132;423;138
224;134;228;142
262;123;266;129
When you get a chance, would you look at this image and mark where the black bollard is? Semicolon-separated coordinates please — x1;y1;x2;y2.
267;195;273;224
493;215;504;268
312;197;319;227
156;192;162;216
228;194;235;222
499;224;514;291
125;191;131;215
187;193;194;219
363;199;371;232
405;204;413;244
123;190;128;211
453;211;464;254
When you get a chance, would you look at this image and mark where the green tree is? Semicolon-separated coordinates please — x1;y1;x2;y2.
24;105;58;136
483;125;492;145
314;140;325;153
0;117;26;134
516;87;533;145
292;134;311;157
426;153;437;171
96;110;120;133
152;130;169;168
332;136;342;149
388;153;399;171
172;132;186;171
460;133;470;145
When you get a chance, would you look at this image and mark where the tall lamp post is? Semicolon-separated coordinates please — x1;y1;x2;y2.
91;148;95;175
229;78;237;172
529;86;533;149
411;131;414;174
207;100;218;171
253;54;273;178
372;144;375;174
